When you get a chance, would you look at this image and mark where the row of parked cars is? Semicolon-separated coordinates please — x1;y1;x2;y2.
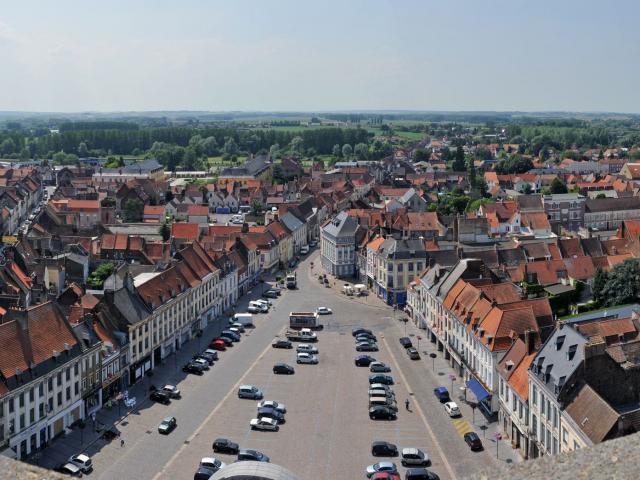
194;438;272;479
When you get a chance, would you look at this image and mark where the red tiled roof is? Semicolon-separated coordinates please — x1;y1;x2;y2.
172;223;199;241
187;205;209;216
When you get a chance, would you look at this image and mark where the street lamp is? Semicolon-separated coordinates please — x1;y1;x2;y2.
429;353;437;371
449;374;456;393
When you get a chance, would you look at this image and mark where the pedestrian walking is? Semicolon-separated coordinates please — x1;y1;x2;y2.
120;438;125;447
405;398;410;411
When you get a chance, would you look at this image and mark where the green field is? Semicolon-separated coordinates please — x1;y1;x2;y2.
207;155;247;167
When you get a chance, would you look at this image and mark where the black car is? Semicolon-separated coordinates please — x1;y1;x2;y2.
194;353;215;365
54;463;83;477
356;343;379;352
355;355;376;367
371;440;398;456
212;437;239;454
407;348;420;360
150;391;171;405
369;406;397;420
405;468;440;480
464;432;483;451
352;327;373;337
262;290;278;299
237;449;270;462
399;337;413;349
194;466;216;480
257;407;286;423
272;339;293;349
273;363;295;375
356;332;377;342
218;336;234;347
182;362;205;375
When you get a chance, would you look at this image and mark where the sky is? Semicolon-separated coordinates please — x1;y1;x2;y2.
1;0;639;113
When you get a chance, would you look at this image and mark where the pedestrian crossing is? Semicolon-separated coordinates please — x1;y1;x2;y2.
452;418;474;438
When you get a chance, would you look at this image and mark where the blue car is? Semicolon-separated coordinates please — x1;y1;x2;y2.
433;387;450;403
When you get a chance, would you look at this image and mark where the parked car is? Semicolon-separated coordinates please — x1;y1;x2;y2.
221;330;241;342
209;339;226;351
370;384;395;394
464;432;483;451
353;327;373;337
433;387;450;403
316;306;332;315
55;462;83;477
250;417;279;431
407;348;420;360
369;374;394;385
296;344;318;354
404;468;440;480
199;457;226;472
356;343;379;352
401;448;429;467
366;461;398;478
355;355;376;367
371;473;401;480
369;406;397;420
182;362;205;375
273;363;295;375
371;441;398;457
399;337;413;349
238;385;263;399
296;352;318;364
230;322;246;333
247;305;261;313
257;400;286;413
257;407;286;423
162;385;181;398
272;339;293;349
150;391;171;404
218;336;234;347
194;466;216;480
262;290;278;299
193;358;211;370
196;352;216;365
158;416;177;434
444;402;461;417
212;438;239;454
370;362;391;373
356;332;377;341
237;449;270;462
67;453;92;473
369;389;396;401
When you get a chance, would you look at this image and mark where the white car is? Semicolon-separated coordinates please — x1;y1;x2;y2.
247;305;261;314
296;344;318;354
162;385;181;398
401;447;429;466
193;358;210;370
250;417;279;431
257;400;287;414
316;307;332;315
444;401;461;417
200;457;226;472
296;352;318;364
256;298;272;306
67;453;92;473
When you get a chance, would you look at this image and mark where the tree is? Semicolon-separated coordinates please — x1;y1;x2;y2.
159;221;171;241
78;141;89;157
87;262;114;289
123;199;144;222
290;136;304;154
494;154;533;174
550;178;568;194
452;146;466;171
182;147;200;170
52;151;68;164
222;137;238;159
332;144;341;158
413;148;430;162
1;138;16;156
595;193;607;199
269;143;280;158
354;143;368;160
342;144;353;158
593;259;640;307
250;198;262;216
165;190;174;203
592;268;608;305
201;136;219;156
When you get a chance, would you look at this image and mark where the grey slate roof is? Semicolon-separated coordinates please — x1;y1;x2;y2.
378;238;427;260
585;197;640;213
280;211;304;233
531;323;587;399
112;287;151;325
322;211;358;238
220;155;270;177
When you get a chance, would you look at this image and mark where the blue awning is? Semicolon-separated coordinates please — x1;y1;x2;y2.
466;378;491;402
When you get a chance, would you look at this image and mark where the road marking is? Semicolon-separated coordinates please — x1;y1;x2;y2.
382;336;457;480
151;339;276;480
452;419;474;438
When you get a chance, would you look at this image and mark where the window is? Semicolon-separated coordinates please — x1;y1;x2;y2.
553;407;558;428
57;392;62;406
552;437;558;455
19;393;24;408
48;398;53;413
66;387;71;401
65;368;70;382
74;382;79;396
540;424;546;447
408;262;414;272
532;385;538;406
541;393;546;416
387;263;393;272
38;403;44;419
48;378;53;390
29;409;34;424
398;263;403;272
38;383;44;397
574;440;580;450
29;389;34;403
416;262;423;271
562;427;568;445
74;363;79;376
19;414;24;430
9;398;14;414
57;372;62;387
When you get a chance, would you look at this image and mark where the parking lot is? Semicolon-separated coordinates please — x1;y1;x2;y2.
155;289;450;479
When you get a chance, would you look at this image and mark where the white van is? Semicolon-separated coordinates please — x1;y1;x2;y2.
231;313;254;327
300;245;309;255
369;397;398;411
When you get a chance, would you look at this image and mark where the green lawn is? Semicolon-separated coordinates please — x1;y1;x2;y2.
207;155;247;167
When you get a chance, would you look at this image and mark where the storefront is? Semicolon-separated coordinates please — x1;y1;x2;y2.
128;355;152;385
466;377;493;417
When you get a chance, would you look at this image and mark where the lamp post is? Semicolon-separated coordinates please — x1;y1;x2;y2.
449;374;456;393
429;353;437;371
493;432;502;459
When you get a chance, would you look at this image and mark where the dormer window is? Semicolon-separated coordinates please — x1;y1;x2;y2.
556;335;566;350
567;344;578;361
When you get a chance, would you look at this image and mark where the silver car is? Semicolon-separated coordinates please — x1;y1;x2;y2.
296;344;318;354
296;352;318;364
401;447;430;466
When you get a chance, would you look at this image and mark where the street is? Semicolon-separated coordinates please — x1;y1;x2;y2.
38;251;519;479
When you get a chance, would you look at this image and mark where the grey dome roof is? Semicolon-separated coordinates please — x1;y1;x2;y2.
210;461;299;480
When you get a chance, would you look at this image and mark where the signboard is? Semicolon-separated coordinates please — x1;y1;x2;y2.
1;236;17;245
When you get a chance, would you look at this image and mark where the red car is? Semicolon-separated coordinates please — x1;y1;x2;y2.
372;472;401;480
209;339;226;351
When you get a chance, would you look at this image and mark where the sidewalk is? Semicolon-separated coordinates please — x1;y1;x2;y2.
30;279;275;471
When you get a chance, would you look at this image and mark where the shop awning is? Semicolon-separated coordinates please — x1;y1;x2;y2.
466;378;491;402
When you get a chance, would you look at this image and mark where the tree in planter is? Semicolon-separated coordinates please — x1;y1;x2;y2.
123;199;144;222
159;221;171;241
250;198;262;216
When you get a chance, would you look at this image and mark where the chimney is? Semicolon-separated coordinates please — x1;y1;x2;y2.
525;329;536;355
